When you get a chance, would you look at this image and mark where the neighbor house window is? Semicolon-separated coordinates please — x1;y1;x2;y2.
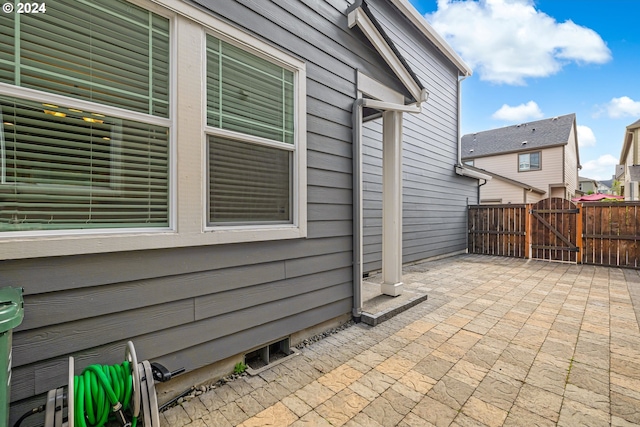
0;0;170;232
205;34;297;225
519;152;540;171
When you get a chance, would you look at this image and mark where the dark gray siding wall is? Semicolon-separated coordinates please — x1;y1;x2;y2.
3;0;409;421
362;0;478;273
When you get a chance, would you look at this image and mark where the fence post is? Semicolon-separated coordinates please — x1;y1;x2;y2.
576;203;583;264
525;203;531;259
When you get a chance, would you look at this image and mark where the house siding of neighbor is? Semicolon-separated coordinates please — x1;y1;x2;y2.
463;166;546;205
461;114;580;204
578;176;602;194
564;124;579;197
618;119;640;200
0;0;477;420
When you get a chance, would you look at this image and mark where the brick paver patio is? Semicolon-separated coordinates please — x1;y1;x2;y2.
160;254;640;426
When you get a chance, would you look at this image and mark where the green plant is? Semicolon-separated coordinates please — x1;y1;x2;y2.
234;362;247;374
612;179;621;196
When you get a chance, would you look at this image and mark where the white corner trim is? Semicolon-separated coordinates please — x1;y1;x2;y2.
348;7;423;103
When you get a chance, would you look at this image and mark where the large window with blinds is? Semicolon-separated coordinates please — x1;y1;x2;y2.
0;0;170;232
206;34;296;225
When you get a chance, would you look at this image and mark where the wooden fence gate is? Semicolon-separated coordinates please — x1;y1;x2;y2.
530;198;580;262
469;199;640;268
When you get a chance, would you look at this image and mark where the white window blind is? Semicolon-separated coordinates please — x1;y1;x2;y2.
206;35;294;144
0;0;170;232
208;136;290;223
0;0;170;116
206;34;295;224
0;96;169;231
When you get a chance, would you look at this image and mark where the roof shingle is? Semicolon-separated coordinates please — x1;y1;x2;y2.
461;113;576;159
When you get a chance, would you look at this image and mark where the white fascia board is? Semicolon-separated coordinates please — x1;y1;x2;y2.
455;166;492;181
348;7;425;103
620;130;634;165
390;0;472;77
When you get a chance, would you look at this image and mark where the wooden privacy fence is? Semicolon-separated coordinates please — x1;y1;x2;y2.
582;202;640;268
468;199;640;269
467;204;528;258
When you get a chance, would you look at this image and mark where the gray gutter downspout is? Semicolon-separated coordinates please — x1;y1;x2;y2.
454;73;491;184
352;98;365;319
478;179;487;204
456;72;469;167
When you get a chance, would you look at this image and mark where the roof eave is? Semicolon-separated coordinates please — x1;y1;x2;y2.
461;142;568;160
620;131;634;164
465;166;545;194
348;3;427;103
389;0;472;76
619;120;640;164
454;165;492;181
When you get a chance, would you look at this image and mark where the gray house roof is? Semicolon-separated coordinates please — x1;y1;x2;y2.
461;113;576;159
579;176;598;183
628;118;640;129
629;165;640;182
600;178;614;188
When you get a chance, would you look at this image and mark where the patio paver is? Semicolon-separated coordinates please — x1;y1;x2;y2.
161;254;640;426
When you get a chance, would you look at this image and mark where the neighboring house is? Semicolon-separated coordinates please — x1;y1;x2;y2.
597;179;613;194
579;176;599;194
461;114;581;204
617;118;640;200
0;0;481;421
463;165;546;204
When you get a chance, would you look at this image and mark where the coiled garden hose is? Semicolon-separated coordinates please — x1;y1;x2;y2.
74;361;137;427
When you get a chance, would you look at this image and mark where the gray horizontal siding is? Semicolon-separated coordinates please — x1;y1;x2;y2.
6;0;475;423
12;261;353;401
6;0;391;417
362;0;477;273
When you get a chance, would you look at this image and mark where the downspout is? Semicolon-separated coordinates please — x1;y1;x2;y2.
478;179;487;204
456;72;469;167
352;98;365;319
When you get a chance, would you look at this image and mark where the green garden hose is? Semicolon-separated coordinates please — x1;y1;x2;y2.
73;361;138;427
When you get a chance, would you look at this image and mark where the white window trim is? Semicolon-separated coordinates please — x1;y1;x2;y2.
198;16;307;243
0;0;307;260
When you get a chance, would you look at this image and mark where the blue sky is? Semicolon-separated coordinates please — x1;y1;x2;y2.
408;0;640;181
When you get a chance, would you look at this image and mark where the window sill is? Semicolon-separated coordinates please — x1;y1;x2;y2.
518;168;541;173
0;224;307;260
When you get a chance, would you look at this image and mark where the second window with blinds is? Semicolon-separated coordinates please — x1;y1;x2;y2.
205;34;296;226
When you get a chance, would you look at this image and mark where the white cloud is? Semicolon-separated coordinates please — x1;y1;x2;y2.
427;0;611;85
581;154;618;180
601;96;640;119
577;125;596;148
492;101;543;122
